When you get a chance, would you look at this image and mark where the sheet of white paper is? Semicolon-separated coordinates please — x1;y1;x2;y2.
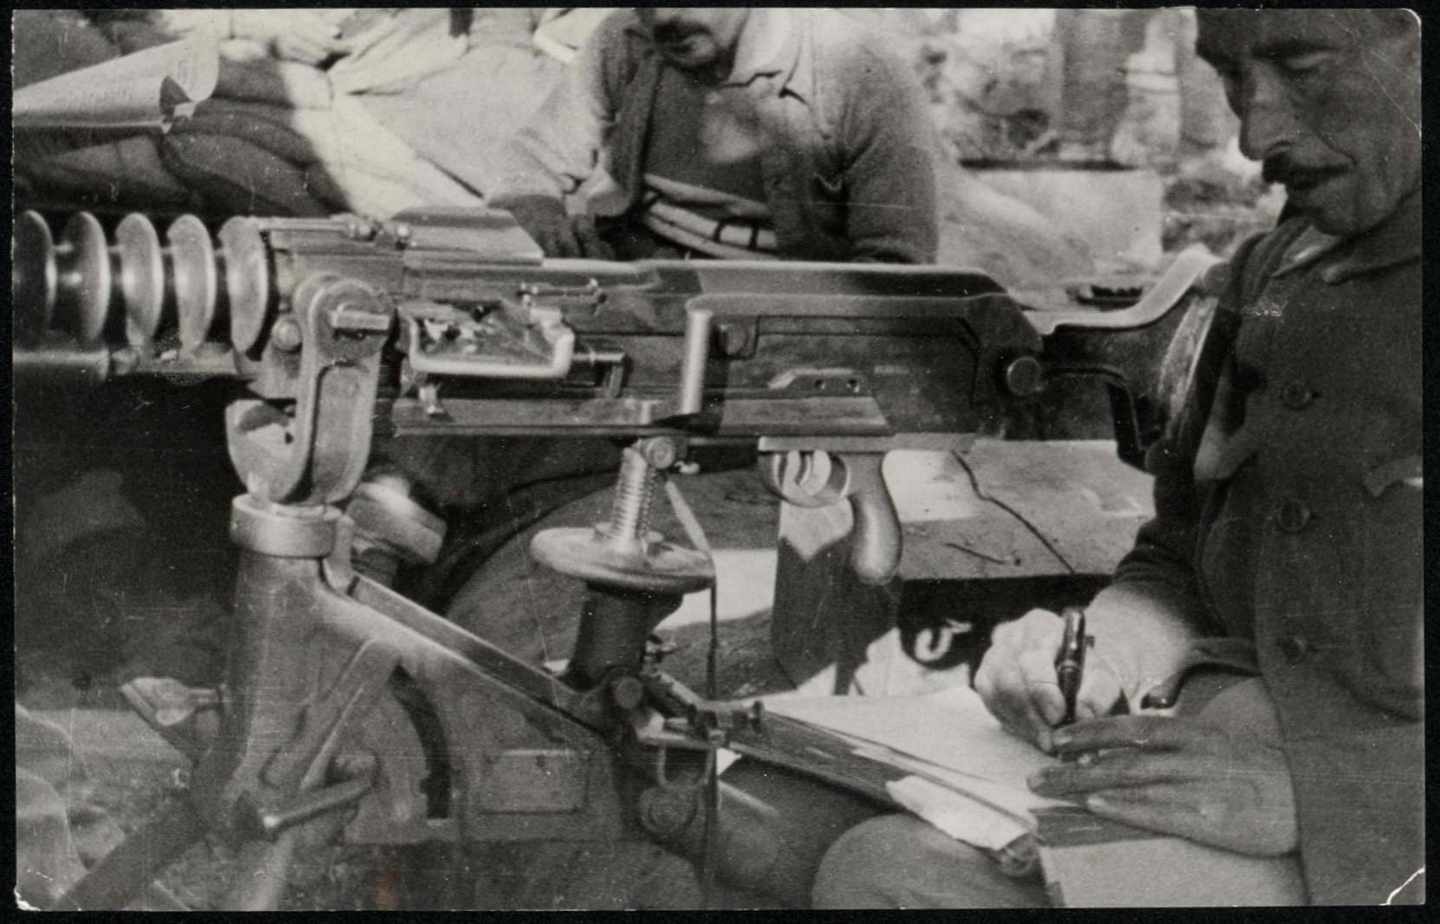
886;776;1032;850
14;38;220;131
763;685;1069;847
857;747;1068;819
764;685;1057;788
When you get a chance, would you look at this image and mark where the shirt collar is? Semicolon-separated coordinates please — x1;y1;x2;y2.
1270;189;1421;284
722;8;797;90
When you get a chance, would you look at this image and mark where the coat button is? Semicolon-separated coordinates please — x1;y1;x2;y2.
1276;634;1311;664
1275;498;1312;533
1280;381;1316;410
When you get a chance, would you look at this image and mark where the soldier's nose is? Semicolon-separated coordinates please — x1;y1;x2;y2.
1237;70;1300;162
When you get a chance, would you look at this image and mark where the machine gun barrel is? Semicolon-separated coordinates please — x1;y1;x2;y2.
12;208;1045;443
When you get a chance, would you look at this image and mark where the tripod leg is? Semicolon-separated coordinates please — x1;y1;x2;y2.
49;800;205;911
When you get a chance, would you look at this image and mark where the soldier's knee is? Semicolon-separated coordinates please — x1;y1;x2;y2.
812;814;938;908
812;813;1048;909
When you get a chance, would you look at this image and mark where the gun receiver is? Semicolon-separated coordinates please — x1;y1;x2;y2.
13;206;1217;455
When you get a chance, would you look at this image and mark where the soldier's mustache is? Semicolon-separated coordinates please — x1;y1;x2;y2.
1263;157;1346;188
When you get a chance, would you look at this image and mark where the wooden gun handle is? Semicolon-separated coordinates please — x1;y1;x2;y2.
841;453;900;586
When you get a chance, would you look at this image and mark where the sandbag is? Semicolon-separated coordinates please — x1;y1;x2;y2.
88;10;219;55
173;99;323;166
356;39;567;197
291;96;482;217
13;10;119;88
216;54;335;109
161;132;332;216
29;136;196;207
327;9;470;96
166;96;478;217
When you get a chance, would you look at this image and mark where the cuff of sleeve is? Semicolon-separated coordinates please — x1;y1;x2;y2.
1084;581;1206;702
1136;637;1260;710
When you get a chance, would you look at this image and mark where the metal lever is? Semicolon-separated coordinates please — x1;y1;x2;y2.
247;770;374;840
226;273;390;505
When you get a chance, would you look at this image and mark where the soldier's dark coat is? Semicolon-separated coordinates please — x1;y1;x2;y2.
1114;190;1423;904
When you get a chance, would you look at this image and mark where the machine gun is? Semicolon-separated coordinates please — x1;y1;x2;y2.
12;206;1222;909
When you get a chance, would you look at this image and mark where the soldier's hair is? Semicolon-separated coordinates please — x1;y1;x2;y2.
1370;9;1420;38
1382;9;1420;30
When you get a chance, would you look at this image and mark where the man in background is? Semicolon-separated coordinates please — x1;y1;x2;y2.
489;8;939;263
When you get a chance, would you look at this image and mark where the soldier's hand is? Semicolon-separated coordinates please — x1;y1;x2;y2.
503;195;615;260
566;214;616;260
1028;715;1299;856
973;608;1127;752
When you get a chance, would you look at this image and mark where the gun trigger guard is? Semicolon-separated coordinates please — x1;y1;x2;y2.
759;449;847;508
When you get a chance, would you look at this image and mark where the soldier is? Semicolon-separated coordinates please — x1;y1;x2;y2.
488;7;939;263
813;8;1422;907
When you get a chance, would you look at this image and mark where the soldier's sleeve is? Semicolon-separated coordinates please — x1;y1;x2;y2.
488;10;631;205
1084;216;1328;700
834;43;939;264
1074;244;1259;700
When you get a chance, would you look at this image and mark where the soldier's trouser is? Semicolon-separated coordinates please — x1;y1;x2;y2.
813;814;1047;908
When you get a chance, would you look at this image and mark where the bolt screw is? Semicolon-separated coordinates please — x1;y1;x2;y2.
271;317;303;351
638;787;697;838
610;675;645;711
1002;355;1045;398
716;323;749;357
638;436;679;470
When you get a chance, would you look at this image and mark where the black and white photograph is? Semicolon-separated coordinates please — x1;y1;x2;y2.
11;6;1423;910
